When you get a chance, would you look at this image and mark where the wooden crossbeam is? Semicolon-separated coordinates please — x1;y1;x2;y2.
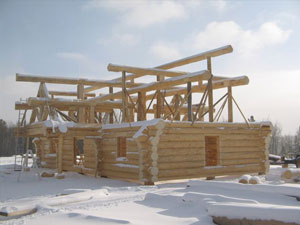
107;64;188;78
87;70;210;103
144;76;249;101
16;73;142;88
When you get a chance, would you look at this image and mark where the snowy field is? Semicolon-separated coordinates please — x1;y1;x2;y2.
1;156;300;225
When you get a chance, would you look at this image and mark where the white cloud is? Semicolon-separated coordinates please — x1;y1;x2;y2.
98;32;140;47
210;0;227;12
193;21;292;55
85;0;186;28
149;43;181;61
56;52;87;61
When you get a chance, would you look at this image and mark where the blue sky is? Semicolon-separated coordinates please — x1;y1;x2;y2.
0;0;299;134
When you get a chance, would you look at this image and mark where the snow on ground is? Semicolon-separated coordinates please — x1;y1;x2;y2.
1;157;300;225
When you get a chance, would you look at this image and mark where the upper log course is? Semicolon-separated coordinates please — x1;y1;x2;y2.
107;64;188;78
103;45;232;84
144;76;249;100
27;97;131;109
48;91;96;97
16;73;142;88
87;70;211;103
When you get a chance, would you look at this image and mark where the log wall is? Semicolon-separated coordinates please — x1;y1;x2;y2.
152;122;271;182
100;126;142;182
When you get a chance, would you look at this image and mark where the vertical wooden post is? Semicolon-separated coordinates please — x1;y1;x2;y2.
109;87;114;124
174;94;180;120
207;57;213;122
228;86;233;122
90;105;95;123
122;71;127;123
155;76;164;118
187;82;192;121
77;83;85;123
57;135;63;174
137;92;146;121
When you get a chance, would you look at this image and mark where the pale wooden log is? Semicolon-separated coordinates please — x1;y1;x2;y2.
281;168;300;179
158;161;205;170
27;97;129;109
77;84;85;123
173;94;181;120
187;82;192;121
163;121;266;129
221;158;263;166
122;71;127;122
158;148;204;156
157;45;233;70
137;92;146;121
107;63;188;78
87;70;210;103
158;163;263;179
109;87;114;124
101;170;139;180
207;57;213;122
144;76;249;101
89;105;95;123
221;139;264;147
159;134;206;142
48;91;96;97
102;163;139;174
158;154;204;163
221;151;265;160
227;86;233;122
158;141;205;149
16;73;142;88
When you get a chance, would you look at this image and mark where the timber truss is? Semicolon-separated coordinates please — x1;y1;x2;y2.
15;45;249;126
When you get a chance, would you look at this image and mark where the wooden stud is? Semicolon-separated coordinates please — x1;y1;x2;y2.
228;86;233;122
57;135;63;173
109;87;114;124
137;92;146;121
122;71;127;122
207;57;213;122
187;82;192;121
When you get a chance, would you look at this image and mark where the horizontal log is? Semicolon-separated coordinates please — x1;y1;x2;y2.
221;158;264;166
107;63;188;78
102;163;139;174
157;45;233;70
145;75;249;100
220;146;265;153
158;161;205;170
158;154;204;163
100;170;139;180
158;148;204;156
158;141;204;149
16;73;142;88
48;91;95;97
87;70;210;102
221;140;264;148
159;134;206;142
220;151;265;160
27;97;130;109
158;163;264;179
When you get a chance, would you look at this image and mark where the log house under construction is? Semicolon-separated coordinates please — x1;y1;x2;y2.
15;45;272;184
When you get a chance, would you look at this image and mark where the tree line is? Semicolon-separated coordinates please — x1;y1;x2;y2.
268;123;300;158
0;119;17;157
